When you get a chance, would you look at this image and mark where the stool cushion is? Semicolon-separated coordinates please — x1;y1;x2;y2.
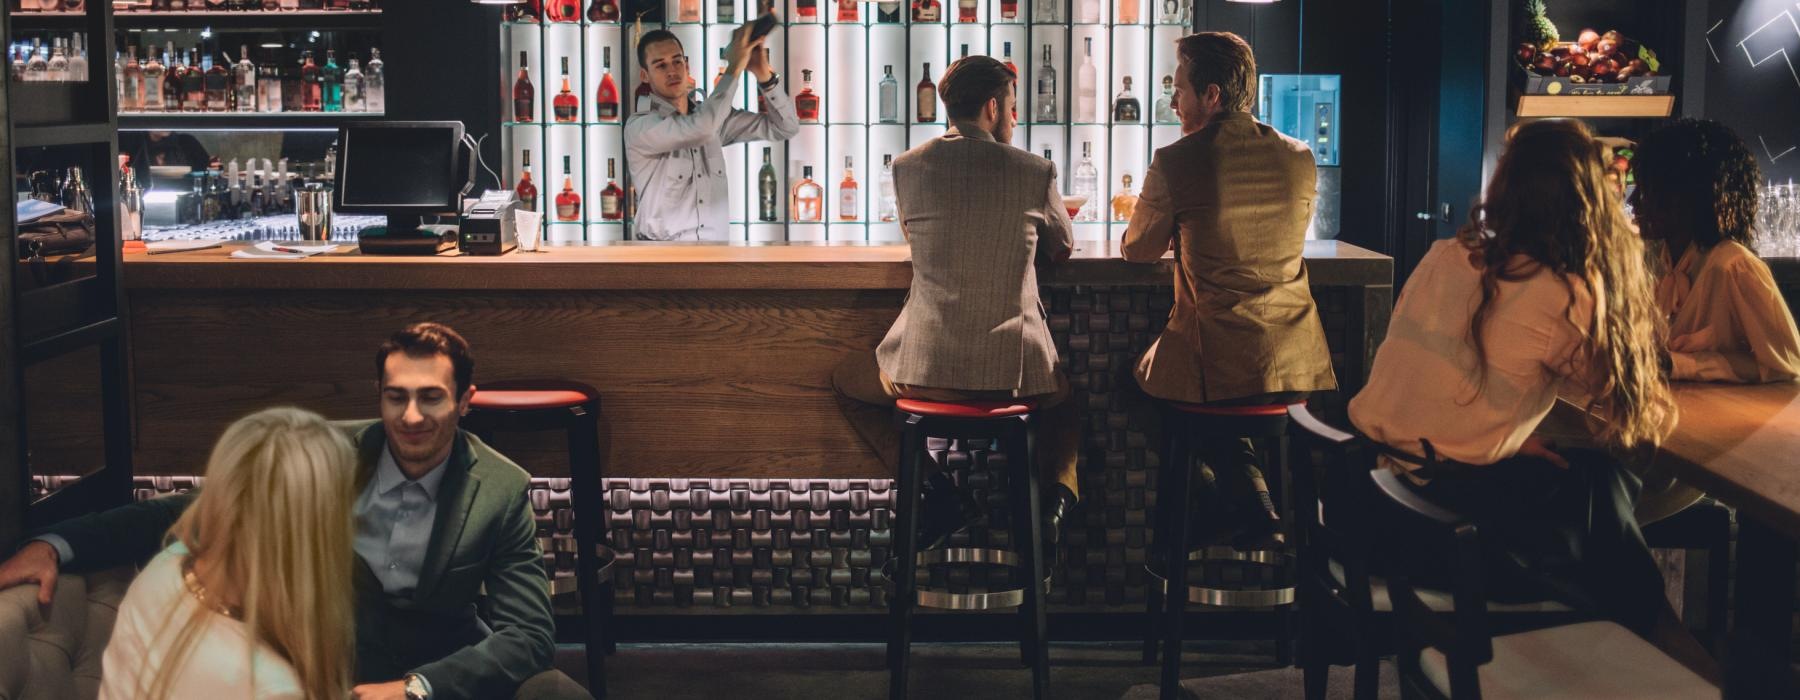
895;399;1035;418
1418;620;1716;700
1168;402;1300;417
470;390;591;410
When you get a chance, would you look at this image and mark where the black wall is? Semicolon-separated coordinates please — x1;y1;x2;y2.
1707;0;1800;182
383;0;506;192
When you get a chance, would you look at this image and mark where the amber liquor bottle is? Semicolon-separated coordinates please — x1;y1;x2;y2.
555;156;581;222
794;69;820;123
791;166;823;222
586;0;619;22
836;0;856;21
600;158;624;220
516;149;539;211
553;57;579;122
547;0;579;22
915;62;936;122
512;51;534;123
837;156;858;221
595;47;619;122
913;0;939;21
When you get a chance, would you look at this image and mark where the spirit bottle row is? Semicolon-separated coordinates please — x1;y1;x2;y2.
509;0;1189;25
511;48;626;123
515;148;626;222
1056;140;1139;222
118;44;385;113
112;0;381;11
8;34;89;83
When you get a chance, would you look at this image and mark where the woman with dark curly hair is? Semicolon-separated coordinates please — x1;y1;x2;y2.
1630;118;1800;385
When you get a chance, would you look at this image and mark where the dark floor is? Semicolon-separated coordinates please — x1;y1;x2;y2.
554;642;1395;699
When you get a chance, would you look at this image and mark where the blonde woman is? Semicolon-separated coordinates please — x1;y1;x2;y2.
100;407;357;699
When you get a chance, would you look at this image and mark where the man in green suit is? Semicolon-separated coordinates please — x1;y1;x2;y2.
0;322;591;700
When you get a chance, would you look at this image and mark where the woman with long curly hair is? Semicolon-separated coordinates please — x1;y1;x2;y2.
1349;119;1711;675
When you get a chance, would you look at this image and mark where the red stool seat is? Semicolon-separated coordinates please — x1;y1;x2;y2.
1168;402;1302;417
895;398;1036;419
470;389;591;411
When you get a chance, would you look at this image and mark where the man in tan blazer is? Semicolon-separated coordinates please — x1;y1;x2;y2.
1121;32;1337;548
833;55;1081;551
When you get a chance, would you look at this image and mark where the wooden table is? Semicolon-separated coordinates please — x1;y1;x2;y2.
1655;382;1800;698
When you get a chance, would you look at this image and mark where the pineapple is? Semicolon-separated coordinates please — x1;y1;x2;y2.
1525;0;1560;50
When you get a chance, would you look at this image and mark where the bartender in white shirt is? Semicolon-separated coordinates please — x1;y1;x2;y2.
624;16;800;241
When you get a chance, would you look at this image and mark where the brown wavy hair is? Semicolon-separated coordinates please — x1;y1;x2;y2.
1457;119;1673;451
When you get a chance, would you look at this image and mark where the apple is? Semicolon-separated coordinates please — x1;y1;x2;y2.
1578;28;1601;51
1533;54;1557;74
1597;38;1618;55
1517;42;1537;63
1554;61;1573;77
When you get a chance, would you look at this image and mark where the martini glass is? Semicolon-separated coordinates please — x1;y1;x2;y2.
1061;194;1088;220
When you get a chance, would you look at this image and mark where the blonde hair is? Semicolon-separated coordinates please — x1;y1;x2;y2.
138;407;358;700
1457;119;1675;451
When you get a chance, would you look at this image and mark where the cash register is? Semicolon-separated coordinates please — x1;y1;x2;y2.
334;120;471;255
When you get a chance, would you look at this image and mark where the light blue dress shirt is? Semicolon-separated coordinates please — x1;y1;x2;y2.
354;447;450;596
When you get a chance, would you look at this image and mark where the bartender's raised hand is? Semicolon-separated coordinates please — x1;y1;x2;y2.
726;14;772;79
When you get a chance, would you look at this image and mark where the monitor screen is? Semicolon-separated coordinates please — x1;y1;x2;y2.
335;121;465;212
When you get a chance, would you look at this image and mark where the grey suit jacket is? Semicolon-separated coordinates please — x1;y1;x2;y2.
877;121;1075;395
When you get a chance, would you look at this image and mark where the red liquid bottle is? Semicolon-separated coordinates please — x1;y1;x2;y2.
595;47;619;122
600;158;623;220
956;0;975;22
555;155;582;222
516;149;539;211
1001;0;1016;20
912;0;939;21
794;69;820;123
512;51;534;123
507;0;542;22
586;0;619;21
547;0;579;22
796;0;816;21
836;0;856;21
300;50;322;112
553;57;579;122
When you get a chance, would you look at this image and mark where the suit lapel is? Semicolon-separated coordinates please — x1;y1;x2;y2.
414;432;480;602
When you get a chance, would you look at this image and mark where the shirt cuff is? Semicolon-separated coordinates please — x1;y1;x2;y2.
29;534;73;567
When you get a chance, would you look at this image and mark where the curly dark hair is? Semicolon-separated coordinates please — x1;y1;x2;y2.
1631;118;1762;251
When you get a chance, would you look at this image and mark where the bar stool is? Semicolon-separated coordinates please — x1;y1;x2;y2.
462;380;616;698
1143;400;1303;700
885;398;1051;700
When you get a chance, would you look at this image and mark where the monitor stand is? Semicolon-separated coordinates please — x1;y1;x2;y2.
356;213;458;255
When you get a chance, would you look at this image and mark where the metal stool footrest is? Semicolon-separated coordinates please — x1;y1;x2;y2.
1146;546;1296;608
883;547;1052;611
593;543;618;584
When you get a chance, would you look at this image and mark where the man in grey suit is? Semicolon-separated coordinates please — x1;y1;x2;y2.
832;55;1081;551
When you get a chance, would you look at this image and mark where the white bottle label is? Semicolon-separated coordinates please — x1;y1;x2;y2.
839;188;856;219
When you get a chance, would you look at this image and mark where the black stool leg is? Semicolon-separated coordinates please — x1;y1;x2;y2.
1271;435;1296;667
1006;417;1050;700
1143;438;1169;665
1705;510;1731;656
1159;423;1194;700
566;402;610;697
888;414;926;699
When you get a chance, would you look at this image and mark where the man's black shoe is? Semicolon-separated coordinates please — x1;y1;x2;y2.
1039;484;1077;563
916;471;966;550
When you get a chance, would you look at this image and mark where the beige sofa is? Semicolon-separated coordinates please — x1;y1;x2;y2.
0;568;131;700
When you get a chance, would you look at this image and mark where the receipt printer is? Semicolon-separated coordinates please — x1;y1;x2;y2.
459;190;519;255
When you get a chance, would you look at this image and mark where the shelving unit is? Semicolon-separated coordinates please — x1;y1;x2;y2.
1514;93;1674;118
500;0;1195;244
2;0;135;540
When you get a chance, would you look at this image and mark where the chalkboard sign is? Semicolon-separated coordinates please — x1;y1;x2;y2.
1708;0;1800;182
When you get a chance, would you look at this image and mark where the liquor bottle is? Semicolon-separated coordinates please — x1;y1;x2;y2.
205;52;230;112
1033;0;1057;21
792;166;823;222
365;47;384;113
913;0;938;22
1002;42;1016;73
595;47;619;122
555;156;581;221
300;50;321;112
515;149;538;211
68;34;86;83
877;154;896;221
758;147;778;221
144;49;167;112
47;41;67;83
547;0;578;22
1159;0;1186;24
25;42;47;82
20;48;34;86
183;50;205;112
678;0;699;21
877;65;898;123
1112;76;1139;122
1072;141;1098;221
915;62;936;122
554;57;579;122
633;77;652;114
122;46;143;111
1001;0;1015;20
838;156;858;221
956;0;974;22
1075;0;1096;22
959;44;969;59
321;49;342;112
1034;44;1055;122
716;0;732;22
344;57;365;112
587;0;620;21
836;0;855;22
1075;38;1095;122
163;44;184;112
512;51;533;122
794;69;820;123
796;0;815;21
1110;173;1137;221
877;0;899;22
1153;75;1175;122
601;158;624;220
234;46;257;113
258;59;282;113
1117;0;1136;24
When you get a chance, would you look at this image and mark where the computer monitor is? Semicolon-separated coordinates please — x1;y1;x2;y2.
334;120;467;237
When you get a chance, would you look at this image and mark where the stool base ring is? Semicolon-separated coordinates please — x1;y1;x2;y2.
881;549;1052;611
1146;547;1297;608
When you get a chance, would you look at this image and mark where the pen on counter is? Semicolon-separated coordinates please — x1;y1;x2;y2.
270;245;306;254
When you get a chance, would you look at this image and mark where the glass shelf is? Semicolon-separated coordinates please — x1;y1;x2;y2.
505;121;625;127
548;221;588;225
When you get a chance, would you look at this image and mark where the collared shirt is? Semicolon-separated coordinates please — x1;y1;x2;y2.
1656;240;1800;383
623;71;800;241
353;447;450;596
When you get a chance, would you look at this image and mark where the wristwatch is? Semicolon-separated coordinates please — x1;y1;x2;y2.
403;673;430;700
758;73;780;91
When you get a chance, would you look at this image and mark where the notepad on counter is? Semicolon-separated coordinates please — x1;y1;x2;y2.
16;199;63;224
229;241;341;259
145;239;225;254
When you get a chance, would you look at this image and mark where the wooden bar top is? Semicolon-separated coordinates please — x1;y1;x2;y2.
122;239;1393;290
1657;382;1800;539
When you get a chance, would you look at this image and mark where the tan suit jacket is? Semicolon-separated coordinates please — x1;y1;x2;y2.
876;121;1075;395
1122;111;1338;403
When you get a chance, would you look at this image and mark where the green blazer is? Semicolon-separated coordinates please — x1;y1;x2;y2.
44;420;555;700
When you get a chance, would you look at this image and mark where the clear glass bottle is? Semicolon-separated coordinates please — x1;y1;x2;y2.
792;166;823;222
343;57;365;112
25;41;47;81
1111;174;1137;221
127;47;149;112
758;147;778;222
878;154;897;222
555;155;581;221
68;34;86;83
915;62;936;123
1034;44;1055;122
1153;74;1175;122
364;47;384;113
1033;0;1058;22
1072;141;1098;222
47;40;67;82
515;149;538;212
258;58;282;114
235;46;257;112
1112;76;1140;123
601;158;624;220
878;65;898;123
838;156;858;221
795;68;820;123
1076;0;1097;22
1075;37;1096;122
